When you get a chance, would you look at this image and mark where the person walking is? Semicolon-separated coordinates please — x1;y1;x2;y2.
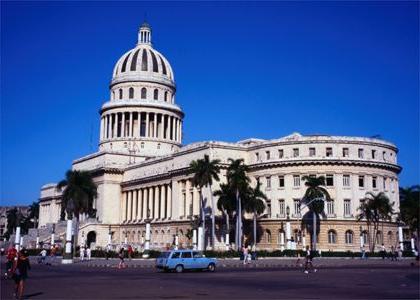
390;245;396;261
304;246;317;274
80;246;85;261
361;245;367;260
127;245;133;261
381;244;386;260
118;247;126;269
12;249;31;300
39;249;47;265
105;244;111;260
86;247;92;261
5;246;17;278
242;246;249;265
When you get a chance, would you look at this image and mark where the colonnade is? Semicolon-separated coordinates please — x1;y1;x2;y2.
100;111;182;143
179;179;201;219
122;183;172;222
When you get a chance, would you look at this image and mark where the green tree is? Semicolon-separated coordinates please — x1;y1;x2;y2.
190;154;220;249
57;170;97;256
301;175;331;251
6;207;23;237
214;183;236;248
226;158;250;251
25;201;40;229
244;182;267;247
357;192;394;252
399;185;420;239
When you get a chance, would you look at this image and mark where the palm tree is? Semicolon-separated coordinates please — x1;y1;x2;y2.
244;182;267;248
214;183;236;248
57;170;97;258
226;158;250;251
357;192;394;252
26;201;40;229
6;207;23;237
301;175;331;251
189;155;221;249
399;185;420;240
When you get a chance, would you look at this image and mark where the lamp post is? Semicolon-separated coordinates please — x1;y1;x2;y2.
175;228;179;250
397;219;404;252
51;223;56;248
286;206;291;250
143;209;151;258
36;229;40;249
63;218;73;264
280;221;285;251
108;225;112;247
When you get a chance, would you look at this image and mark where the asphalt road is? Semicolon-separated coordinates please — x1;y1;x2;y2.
1;260;419;299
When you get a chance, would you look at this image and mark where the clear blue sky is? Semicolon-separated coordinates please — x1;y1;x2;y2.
1;1;419;206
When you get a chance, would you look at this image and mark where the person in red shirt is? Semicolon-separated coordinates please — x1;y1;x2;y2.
127;245;133;260
5;246;17;278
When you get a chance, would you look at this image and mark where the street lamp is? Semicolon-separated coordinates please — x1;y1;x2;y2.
143;209;151;258
280;221;285;251
51;223;56;248
286;206;291;250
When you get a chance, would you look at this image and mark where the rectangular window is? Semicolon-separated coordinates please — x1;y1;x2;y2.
343;175;350;187
344;199;351;217
372;149;376;159
293;148;299;157
391;178;395;192
293;175;300;187
278;176;285;188
266;176;271;189
383;177;387;190
382;151;386;160
183;193;187;216
278;199;285;217
326;174;334;187
372;176;377;189
358;148;364;158
326;147;333;157
278;149;284;158
255;152;259;161
293;199;301;216
327;199;335;215
359;175;365;188
342;148;349;157
309;147;316;157
266;151;270;160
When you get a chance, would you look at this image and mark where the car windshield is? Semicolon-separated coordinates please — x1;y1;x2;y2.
158;252;170;258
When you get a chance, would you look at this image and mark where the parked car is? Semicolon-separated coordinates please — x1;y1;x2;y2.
156;250;217;273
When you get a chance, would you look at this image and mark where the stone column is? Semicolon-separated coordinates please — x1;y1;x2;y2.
179;119;182;142
137;111;141;137
137;189;142;220
129;112;133;137
121;112;125;137
153;113;157;138
167;184;172;219
171;116;175;141
142;188;148;219
177;119;181;142
154;186;160;219
160;185;166;219
113;113;118;138
122;192;127;222
107;115;111;139
148;187;153;218
127;191;133;221
162;114;167;139
145;113;149;138
99;117;103;140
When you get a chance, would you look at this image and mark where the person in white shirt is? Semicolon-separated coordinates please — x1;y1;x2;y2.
86;248;91;261
80;247;85;261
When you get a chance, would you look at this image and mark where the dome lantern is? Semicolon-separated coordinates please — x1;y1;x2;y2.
138;22;152;45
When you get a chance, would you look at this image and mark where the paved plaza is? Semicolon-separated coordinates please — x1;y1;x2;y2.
1;257;419;299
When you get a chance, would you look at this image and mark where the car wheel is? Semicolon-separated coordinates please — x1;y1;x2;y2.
175;264;184;273
207;263;216;272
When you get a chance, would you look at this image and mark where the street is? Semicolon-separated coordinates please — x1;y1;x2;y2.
1;258;419;299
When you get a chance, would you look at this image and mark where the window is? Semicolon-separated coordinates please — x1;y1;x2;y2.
345;230;353;244
266;200;271;218
343;175;350;187
376;231;383;245
293;148;299;157
182;193;187;216
278;149;284;158
359;176;365;188
327;199;335;215
326;174;334;186
181;251;192;258
391;179;395;192
342;148;349;157
278;199;285;217
153;89;158;100
164;91;168;102
266;151;270;160
112;90;115;100
129;87;134;99
309;147;316;157
293;199;301;216
293;175;300;187
255;152;260;161
372;176;377;189
382;151;386;160
328;230;337;244
383;177;387;190
141;88;147;99
326;147;333;157
119;89;123;99
358;148;364;158
171;252;181;259
266;230;272;243
371;149;376;159
344;199;351;217
278;176;285;188
387;231;393;244
266;176;271;189
192;251;203;258
362;231;368;245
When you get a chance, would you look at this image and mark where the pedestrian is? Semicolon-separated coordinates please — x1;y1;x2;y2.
242;246;249;265
361;245;366;259
397;245;403;259
38;249;47;264
105;244;111;260
127;245;133;260
86;247;92;261
390;246;396;261
118;247;126;269
12;249;31;300
80;246;85;261
251;244;257;261
381;244;386;259
304;246;317;274
5;246;17;278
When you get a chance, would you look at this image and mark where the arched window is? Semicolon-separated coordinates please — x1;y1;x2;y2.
153;89;158;100
278;230;285;245
345;230;353;244
266;230;271;243
141;88;147;99
376;231;383;245
362;230;369;245
387;231;393;244
129;87;134;99
164;91;168;102
112;90;115;100
328;230;337;244
293;229;300;243
119;89;123;99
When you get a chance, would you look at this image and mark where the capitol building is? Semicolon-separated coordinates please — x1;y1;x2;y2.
38;23;402;252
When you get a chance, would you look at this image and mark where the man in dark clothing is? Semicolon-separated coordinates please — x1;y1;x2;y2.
12;249;31;300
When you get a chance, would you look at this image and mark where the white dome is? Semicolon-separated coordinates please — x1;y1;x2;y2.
111;24;175;88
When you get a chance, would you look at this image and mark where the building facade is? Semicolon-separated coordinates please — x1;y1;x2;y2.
38;23;402;252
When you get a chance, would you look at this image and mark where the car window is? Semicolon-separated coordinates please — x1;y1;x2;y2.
181;251;192;258
193;251;203;258
171;252;181;259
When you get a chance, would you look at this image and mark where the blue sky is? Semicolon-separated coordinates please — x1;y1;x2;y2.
1;1;419;206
